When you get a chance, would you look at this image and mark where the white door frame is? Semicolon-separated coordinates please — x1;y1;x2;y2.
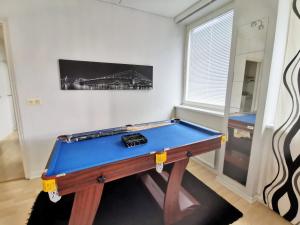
0;18;28;178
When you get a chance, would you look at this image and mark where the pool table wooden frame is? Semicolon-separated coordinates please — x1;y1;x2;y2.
42;129;221;225
228;113;256;133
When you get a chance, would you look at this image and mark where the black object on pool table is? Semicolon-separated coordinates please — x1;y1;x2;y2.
58;128;128;143
122;133;148;148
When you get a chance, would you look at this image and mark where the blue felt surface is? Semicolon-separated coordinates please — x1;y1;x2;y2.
229;114;256;125
46;121;221;176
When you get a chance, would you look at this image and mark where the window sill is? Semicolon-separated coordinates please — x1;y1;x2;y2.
175;105;225;118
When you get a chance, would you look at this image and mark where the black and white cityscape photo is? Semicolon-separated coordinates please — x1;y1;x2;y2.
59;59;153;90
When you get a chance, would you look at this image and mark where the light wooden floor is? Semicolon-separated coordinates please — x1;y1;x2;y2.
187;161;291;225
0;132;24;182
0;160;291;225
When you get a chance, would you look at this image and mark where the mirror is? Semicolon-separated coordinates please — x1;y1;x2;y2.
230;18;267;114
223;18;268;185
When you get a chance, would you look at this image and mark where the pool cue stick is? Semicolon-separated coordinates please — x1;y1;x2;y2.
58;119;178;143
126;120;176;132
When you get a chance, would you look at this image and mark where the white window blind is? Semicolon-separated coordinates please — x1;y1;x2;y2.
186;10;234;108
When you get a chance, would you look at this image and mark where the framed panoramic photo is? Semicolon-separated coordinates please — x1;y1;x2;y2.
59;59;153;90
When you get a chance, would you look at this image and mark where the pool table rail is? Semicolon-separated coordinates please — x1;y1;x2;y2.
42;136;221;196
44;119;221;178
228;119;255;132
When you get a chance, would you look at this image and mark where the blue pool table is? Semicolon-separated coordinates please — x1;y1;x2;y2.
229;113;256;131
42;119;222;225
229;113;256;125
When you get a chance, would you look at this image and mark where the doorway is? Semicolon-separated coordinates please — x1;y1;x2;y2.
0;23;24;182
240;60;261;113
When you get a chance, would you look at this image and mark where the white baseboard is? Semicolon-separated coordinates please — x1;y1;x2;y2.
191;156;218;174
216;175;256;203
255;194;265;204
194;152;215;168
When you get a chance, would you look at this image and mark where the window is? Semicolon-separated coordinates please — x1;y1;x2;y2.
184;10;234;110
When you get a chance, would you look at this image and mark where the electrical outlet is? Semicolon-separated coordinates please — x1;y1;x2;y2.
27;98;41;105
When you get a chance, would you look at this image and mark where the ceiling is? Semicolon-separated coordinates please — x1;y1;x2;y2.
98;0;200;18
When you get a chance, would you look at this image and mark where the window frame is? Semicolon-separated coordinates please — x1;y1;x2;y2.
183;5;235;112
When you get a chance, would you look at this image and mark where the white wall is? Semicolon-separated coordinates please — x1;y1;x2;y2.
176;106;224;167
0;0;184;178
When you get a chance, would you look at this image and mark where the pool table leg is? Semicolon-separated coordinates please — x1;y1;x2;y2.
68;183;104;225
164;158;195;225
